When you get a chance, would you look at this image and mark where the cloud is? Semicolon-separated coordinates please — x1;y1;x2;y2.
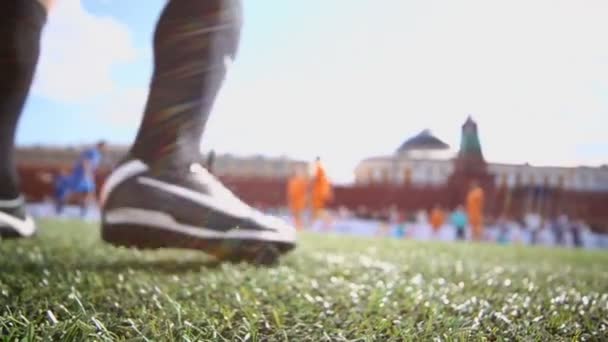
32;0;137;103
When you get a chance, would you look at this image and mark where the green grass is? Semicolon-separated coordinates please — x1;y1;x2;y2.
1;220;607;341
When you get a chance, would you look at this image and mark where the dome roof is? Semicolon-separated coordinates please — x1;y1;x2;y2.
396;129;450;153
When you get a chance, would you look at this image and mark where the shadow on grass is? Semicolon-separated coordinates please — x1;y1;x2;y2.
81;258;224;273
2;258;223;275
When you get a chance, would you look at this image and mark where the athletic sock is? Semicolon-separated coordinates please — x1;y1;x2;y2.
0;0;47;199
129;0;242;170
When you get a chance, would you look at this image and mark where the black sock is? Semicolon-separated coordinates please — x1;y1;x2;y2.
130;0;242;169
0;0;47;199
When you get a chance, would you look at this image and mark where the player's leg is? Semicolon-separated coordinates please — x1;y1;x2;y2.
53;187;68;215
68;176;95;218
0;0;48;238
291;209;302;230
78;193;89;218
54;194;65;215
128;0;241;167
81;188;97;218
100;0;295;263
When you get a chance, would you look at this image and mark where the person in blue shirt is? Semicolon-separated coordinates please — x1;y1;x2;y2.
450;205;468;241
56;141;107;217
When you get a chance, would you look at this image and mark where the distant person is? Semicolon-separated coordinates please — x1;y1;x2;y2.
0;0;295;263
416;209;429;225
60;141;107;217
337;206;351;220
552;213;568;246
286;168;308;230
570;218;584;248
496;216;510;245
52;168;71;214
466;181;485;241
388;205;400;225
429;204;445;235
450;205;468;240
394;210;408;239
524;211;542;245
355;205;370;220
311;157;333;220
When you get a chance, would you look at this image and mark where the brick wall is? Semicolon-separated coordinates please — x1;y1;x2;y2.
17;165;608;232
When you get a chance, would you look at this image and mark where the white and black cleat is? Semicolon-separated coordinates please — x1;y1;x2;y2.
100;159;297;263
0;196;37;239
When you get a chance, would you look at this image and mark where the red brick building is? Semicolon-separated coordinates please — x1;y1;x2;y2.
15;125;608;233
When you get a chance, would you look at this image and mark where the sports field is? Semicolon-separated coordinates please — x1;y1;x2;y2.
1;220;607;340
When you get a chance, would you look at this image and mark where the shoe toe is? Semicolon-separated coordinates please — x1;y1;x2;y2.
250;211;296;242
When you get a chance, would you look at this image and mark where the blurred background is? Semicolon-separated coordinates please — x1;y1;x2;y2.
16;0;608;248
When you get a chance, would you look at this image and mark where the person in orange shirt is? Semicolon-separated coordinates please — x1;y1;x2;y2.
286;168;308;230
311;157;333;220
429;204;445;235
466;181;485;241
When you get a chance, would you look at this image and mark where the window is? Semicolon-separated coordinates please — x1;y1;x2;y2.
515;173;522;186
503;173;512;187
373;169;383;182
557;175;565;188
574;174;585;190
382;169;390;183
441;166;450;177
493;174;499;185
403;167;412;185
497;173;508;187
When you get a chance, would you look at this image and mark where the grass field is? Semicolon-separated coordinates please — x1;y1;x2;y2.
1;220;607;341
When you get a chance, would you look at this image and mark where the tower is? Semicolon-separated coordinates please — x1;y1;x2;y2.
457;116;485;170
448;116;495;209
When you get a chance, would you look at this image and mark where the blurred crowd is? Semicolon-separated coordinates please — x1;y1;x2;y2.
310;205;593;248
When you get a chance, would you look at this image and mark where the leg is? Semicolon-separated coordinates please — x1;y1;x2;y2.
70;179;96;218
129;0;242;168
100;0;295;264
83;190;97;218
55;199;64;215
0;0;47;238
292;210;302;230
53;176;69;215
471;224;478;241
54;191;67;215
78;193;89;218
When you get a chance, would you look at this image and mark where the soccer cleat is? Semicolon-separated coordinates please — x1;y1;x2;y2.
100;159;297;264
0;196;36;239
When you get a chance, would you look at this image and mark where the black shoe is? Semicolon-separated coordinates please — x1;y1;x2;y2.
100;159;297;264
0;196;37;239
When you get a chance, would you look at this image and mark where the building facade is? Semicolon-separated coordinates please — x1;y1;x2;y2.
355;120;608;192
15;146;308;180
210;153;308;179
356;157;608;192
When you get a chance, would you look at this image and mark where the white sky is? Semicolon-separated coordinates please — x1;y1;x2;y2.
29;0;608;183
